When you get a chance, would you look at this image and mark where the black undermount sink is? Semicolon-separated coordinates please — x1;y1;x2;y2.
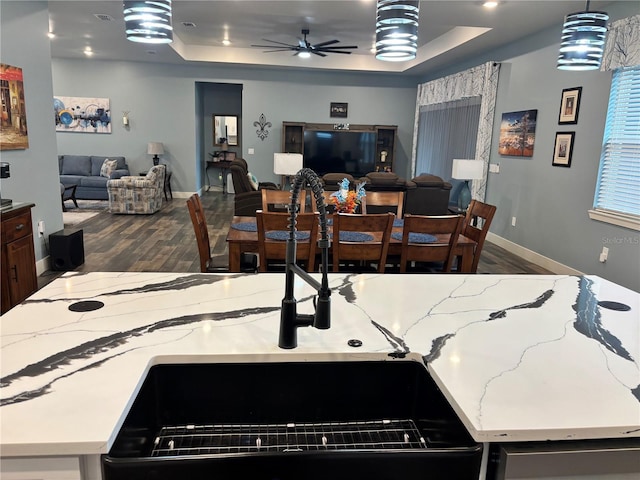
102;357;482;479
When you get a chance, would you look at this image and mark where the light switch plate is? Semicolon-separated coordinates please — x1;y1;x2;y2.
248;148;255;155
489;163;500;173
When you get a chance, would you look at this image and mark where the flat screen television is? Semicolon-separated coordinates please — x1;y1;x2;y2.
303;130;376;177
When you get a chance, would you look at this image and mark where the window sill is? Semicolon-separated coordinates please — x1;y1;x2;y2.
588;209;640;232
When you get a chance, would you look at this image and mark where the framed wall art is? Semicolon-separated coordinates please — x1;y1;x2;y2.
552;132;575;167
558;87;581;125
330;102;348;118
498;109;537;157
0;64;29;150
53;96;111;133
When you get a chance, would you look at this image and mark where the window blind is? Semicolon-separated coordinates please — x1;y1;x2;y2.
593;66;640;219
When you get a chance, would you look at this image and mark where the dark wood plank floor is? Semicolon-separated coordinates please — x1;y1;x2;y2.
39;191;551;286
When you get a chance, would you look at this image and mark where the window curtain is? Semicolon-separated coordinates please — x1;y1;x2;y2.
601;15;640;71
415;96;481;180
412;61;500;201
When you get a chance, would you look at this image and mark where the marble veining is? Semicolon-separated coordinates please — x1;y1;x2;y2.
1;272;638;458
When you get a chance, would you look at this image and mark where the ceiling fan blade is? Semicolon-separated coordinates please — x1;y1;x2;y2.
317;50;353;55
256;39;296;48
312;51;327;57
259;48;297;53
317;45;358;50
251;44;293;49
312;39;340;48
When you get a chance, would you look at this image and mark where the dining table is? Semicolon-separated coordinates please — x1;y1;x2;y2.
226;215;478;273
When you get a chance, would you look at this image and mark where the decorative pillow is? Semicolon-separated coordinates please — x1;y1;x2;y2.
247;172;259;190
100;159;118;178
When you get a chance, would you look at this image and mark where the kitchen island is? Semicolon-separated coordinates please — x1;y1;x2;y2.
1;272;638;479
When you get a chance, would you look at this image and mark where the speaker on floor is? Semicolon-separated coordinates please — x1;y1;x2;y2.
50;229;85;271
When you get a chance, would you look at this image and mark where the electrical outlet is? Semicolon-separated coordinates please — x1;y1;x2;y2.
511;216;516;227
37;220;45;237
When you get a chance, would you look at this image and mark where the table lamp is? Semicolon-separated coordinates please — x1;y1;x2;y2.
147;142;164;166
274;153;303;188
220;139;229;161
452;159;484;211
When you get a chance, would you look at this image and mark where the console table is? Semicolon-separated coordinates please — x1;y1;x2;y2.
206;160;233;194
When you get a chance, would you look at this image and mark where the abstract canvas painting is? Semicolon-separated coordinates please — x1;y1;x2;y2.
54;96;111;133
498;109;538;157
0;64;29;150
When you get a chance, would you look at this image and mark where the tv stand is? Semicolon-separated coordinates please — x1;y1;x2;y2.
282;122;397;175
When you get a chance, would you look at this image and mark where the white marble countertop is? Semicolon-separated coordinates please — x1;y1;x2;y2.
0;272;638;458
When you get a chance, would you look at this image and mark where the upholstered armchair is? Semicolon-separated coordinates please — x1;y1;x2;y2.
360;172;408;191
404;174;452;216
320;173;357;191
229;159;278;216
107;164;166;214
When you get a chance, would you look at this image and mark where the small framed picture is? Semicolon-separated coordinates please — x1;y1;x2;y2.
330;102;348;118
558;87;582;124
552;132;575;167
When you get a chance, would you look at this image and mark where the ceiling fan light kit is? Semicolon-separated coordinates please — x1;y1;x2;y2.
375;0;420;62
251;28;357;58
124;0;173;44
557;0;608;71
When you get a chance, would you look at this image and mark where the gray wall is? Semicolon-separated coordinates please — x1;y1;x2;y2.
52;59;418;194
0;1;63;267
478;1;639;291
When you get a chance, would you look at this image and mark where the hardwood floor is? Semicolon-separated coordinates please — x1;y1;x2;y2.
39;191;551;287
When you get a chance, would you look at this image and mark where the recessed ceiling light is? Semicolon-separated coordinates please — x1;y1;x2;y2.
48;32;56;39
222;39;231;46
83;47;93;56
483;1;499;8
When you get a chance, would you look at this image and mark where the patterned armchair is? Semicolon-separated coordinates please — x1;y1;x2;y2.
107;164;166;214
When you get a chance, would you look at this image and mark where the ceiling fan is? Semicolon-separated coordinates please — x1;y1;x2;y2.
251;29;358;57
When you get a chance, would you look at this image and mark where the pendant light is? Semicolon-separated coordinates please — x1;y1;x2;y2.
124;0;173;44
557;0;608;71
375;0;420;62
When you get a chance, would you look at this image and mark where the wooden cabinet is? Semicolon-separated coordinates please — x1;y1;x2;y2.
282;122;398;173
1;203;37;315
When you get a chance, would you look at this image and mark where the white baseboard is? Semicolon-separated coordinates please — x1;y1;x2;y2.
36;256;49;276
486;232;583;275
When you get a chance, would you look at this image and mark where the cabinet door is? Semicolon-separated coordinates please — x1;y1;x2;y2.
282;122;305;154
6;234;37;306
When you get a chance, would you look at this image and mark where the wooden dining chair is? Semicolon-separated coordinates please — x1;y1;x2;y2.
398;214;463;273
360;191;405;218
261;189;307;213
256;210;319;272
187;194;228;273
310;190;340;214
461;199;497;273
332;212;395;273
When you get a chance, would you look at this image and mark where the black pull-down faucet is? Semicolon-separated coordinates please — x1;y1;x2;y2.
279;168;331;349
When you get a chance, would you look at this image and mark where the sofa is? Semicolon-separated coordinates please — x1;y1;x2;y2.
404;174;452;215
107;164;166;214
58;155;130;200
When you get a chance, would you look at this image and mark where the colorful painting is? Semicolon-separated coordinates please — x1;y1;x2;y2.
498;109;538;157
0;64;29;150
54;96;111;133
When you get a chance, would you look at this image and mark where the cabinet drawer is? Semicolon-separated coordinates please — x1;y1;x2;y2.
2;212;32;243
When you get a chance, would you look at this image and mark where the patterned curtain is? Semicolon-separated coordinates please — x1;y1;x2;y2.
412;61;500;202
601;15;640;71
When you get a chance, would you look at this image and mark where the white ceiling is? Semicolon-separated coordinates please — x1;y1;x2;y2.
46;0;616;77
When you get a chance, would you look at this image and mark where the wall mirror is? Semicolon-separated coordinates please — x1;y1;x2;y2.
213;115;238;146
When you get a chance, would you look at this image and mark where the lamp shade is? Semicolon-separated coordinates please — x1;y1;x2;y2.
451;159;484;180
274;153;303;175
124;0;173;44
375;0;420;62
147;142;164;155
557;9;608;71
